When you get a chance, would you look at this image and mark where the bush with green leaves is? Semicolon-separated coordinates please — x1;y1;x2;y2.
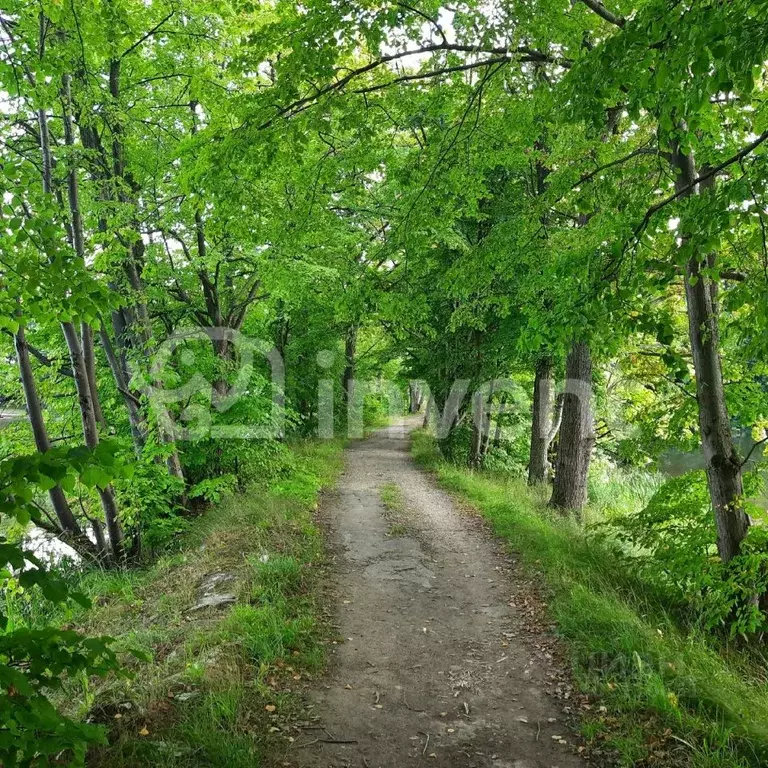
0;444;136;766
183;437;296;490
189;473;239;505
602;470;768;637
114;456;187;553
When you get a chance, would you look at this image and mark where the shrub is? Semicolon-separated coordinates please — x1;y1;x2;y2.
114;457;187;552
602;470;768;637
0;444;136;765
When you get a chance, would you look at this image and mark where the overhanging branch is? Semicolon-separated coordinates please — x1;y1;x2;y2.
258;42;571;129
580;0;626;28
633;130;768;240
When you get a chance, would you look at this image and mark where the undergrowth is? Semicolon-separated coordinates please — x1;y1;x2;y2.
42;439;344;767
411;429;768;768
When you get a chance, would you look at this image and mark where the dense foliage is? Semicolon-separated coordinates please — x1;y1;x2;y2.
1;0;768;763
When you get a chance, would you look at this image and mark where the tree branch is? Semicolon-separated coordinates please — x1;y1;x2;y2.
396;1;448;45
634;130;768;239
258;42;571;129
579;0;626;28
575;144;658;187
740;436;768;468
353;57;511;95
120;10;175;59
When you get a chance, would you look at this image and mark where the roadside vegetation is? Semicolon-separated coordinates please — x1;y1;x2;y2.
26;440;343;767
380;482;410;537
413;429;768;768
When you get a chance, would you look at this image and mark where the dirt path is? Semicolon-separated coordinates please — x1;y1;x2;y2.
291;421;584;768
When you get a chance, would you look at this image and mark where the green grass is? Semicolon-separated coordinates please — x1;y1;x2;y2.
47;439;344;768
380;481;405;512
380;482;411;536
411;429;768;768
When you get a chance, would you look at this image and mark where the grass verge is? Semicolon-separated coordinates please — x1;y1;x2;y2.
412;429;768;768
51;439;344;767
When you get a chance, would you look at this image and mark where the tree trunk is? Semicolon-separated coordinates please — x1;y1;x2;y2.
61;323;126;562
481;399;494;458
14;325;87;541
212;337;231;400
81;322;105;429
99;324;146;450
549;342;594;512
83;60;185;485
469;407;483;468
58;82;126;563
422;394;433;428
671;143;749;562
342;325;357;404
110;63;186;481
479;381;496;463
492;393;508;447
409;382;423;413
469;381;495;468
548;394;564;445
273;313;289;421
529;356;555;485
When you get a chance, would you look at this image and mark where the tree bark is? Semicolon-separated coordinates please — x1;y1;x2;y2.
493;393;508;447
481;396;494;458
99;324;146;450
469;381;495;468
469;396;484;468
342;325;357;404
529;356;555;485
93;63;185;483
81;322;105;429
548;393;565;445
58;80;126;563
61;324;126;562
211;336;232;400
549;342;594;512
14;325;87;541
422;394;433;428
671;142;749;562
409;382;421;413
